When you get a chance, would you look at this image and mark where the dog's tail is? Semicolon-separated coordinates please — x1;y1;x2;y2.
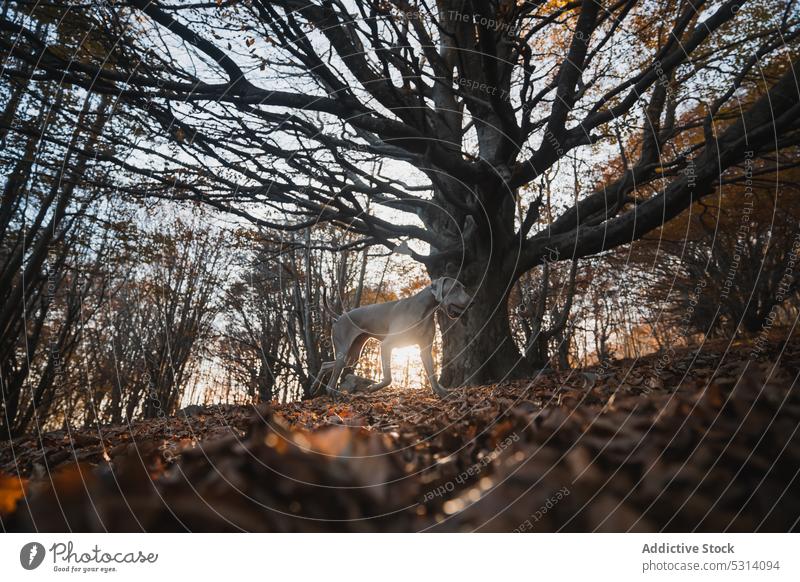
322;286;341;320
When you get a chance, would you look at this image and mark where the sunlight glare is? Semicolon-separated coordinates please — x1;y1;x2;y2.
390;345;426;389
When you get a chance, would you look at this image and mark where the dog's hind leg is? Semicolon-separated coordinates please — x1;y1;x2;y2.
325;357;346;397
366;340;393;392
325;324;361;397
328;335;368;397
311;361;335;397
343;334;369;376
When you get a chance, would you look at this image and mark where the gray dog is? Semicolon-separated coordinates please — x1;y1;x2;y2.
318;277;472;397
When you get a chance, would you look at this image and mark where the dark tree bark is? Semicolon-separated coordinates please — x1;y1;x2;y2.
437;273;528;385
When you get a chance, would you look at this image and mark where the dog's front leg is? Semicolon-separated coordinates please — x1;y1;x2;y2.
366;341;393;392
421;343;448;397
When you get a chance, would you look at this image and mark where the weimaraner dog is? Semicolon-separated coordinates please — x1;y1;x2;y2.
319;277;472;397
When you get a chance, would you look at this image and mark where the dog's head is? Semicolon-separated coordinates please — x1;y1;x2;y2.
431;277;472;319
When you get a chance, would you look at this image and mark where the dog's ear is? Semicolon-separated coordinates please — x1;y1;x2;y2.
432;278;445;302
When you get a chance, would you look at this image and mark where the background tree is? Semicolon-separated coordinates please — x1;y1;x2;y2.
88;218;223;422
627;154;800;338
0;30;120;436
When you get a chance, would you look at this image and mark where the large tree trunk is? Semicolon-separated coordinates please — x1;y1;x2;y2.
436;274;530;386
426;176;532;387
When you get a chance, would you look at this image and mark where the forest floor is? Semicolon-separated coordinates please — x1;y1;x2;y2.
2;334;800;532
